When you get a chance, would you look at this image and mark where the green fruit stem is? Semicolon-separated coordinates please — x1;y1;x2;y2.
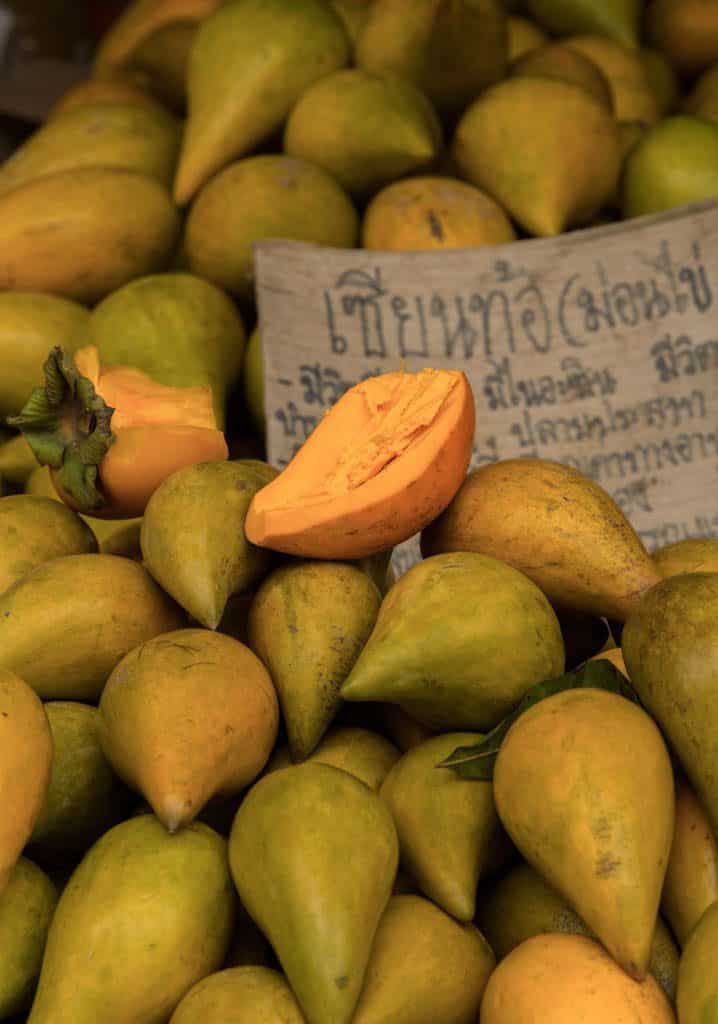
7;346;114;511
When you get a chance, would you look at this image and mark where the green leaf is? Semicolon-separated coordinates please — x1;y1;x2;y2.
438;660;639;781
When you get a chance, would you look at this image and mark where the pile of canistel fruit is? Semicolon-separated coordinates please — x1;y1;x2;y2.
1;0;718;1021
0;359;717;1024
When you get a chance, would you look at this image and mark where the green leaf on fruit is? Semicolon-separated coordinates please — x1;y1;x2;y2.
438;660;639;781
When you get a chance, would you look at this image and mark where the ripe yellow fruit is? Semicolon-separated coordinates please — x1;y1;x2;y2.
481;933;676;1023
174;0;349;204
510;42;614;111
565;35;660;124
0;169;179;304
185;155;358;297
453;76;621;237
362;176;516;252
0;672;53;895
622;115;718;219
654;538;718;577
355;0;508;115
0;102;182;197
283;69;442;198
493;688;674;979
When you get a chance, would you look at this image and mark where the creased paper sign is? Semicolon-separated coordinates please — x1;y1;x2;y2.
255;200;718;576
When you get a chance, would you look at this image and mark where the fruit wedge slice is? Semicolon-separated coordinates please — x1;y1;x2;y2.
245;367;475;559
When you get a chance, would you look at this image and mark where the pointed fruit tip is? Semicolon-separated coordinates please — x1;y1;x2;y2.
163;814;184;835
340;663;388;703
193;611;221;631
441;889;476;924
408;135;440;162
156;795;194;835
287;733;318;764
623;958;647;983
189;596;223;631
339;676;360;702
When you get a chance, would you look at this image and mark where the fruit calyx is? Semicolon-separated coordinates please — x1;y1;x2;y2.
8;345;114;511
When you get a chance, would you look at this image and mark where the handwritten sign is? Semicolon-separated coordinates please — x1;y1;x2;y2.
254;200;718;576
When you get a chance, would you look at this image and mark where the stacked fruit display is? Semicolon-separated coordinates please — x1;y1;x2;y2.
2;362;718;1022
1;1;718;1022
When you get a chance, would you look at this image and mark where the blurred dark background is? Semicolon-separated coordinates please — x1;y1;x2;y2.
0;1;130;150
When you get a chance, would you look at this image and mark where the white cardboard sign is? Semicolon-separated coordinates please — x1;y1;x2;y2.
255;201;718;575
